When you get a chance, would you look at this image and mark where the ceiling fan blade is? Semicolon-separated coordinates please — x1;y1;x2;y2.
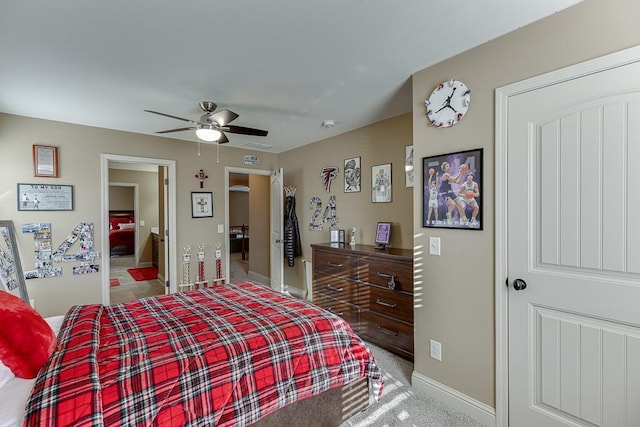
155;127;196;134
217;132;229;144
223;125;268;137
209;109;239;126
144;110;198;124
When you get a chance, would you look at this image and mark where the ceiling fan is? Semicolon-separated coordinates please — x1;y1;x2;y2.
144;101;268;144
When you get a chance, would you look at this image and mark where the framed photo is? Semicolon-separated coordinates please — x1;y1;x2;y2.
344;156;361;193
191;192;213;218
371;163;392;203
17;183;73;211
423;148;483;230
405;145;414;187
33;145;59;178
375;222;391;248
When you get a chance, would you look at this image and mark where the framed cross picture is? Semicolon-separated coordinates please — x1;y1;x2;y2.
191;192;213;218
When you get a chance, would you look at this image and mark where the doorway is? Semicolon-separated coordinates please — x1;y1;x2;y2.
101;154;177;305
224;167;282;288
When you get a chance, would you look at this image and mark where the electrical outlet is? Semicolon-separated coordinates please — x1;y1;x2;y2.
430;339;442;361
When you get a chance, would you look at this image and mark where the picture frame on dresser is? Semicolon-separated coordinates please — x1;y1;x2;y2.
422;148;483;230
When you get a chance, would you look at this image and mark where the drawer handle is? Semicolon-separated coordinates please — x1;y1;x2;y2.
375;299;397;309
328;307;344;316
327;261;343;267
376;272;396;290
376;326;399;336
326;285;343;292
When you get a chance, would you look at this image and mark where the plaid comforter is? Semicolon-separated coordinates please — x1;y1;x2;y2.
24;282;383;426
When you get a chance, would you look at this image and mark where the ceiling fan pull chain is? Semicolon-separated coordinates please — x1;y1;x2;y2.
216;141;220;163
197;141;201;157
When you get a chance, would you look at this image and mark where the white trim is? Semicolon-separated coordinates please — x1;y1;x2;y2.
411;371;496;426
494;44;640;427
101;154;177;303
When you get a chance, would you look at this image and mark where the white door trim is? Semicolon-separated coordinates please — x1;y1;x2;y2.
101;154;177;303
495;44;640;427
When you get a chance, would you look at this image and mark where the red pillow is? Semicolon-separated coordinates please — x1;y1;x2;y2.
0;291;56;378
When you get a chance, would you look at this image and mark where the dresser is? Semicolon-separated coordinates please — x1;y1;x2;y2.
311;243;414;360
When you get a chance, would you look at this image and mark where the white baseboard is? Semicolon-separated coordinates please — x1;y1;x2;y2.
285;284;306;299
411;371;496;427
247;270;269;285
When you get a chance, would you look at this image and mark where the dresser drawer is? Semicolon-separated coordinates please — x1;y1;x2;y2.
359;312;413;359
359;256;413;293
313;275;357;303
359;286;413;324
314;250;358;279
314;298;359;329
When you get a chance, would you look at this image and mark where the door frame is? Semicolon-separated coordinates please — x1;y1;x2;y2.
494;45;640;426
224;166;277;283
101;154;177;303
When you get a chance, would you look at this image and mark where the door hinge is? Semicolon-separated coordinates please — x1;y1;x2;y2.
164;178;169;185
165;280;170;288
165;229;169;237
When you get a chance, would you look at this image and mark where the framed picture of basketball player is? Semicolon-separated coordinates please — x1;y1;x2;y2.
422;148;482;230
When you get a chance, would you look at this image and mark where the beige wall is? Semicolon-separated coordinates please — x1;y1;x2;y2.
109;169;158;264
108;185;134;210
411;0;640;408
229;191;249;226
0;114;277;317
278;113;414;288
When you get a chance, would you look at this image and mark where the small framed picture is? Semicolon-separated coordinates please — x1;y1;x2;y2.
372;163;392;203
33;145;59;178
191;192;213;218
405;145;414;187
344;156;361;193
423;148;483;230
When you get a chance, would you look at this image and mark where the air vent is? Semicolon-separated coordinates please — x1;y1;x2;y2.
244;142;273;150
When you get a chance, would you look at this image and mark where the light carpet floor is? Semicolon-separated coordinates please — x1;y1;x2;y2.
339;343;486;427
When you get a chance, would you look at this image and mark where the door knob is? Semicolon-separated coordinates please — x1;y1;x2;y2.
512;278;527;291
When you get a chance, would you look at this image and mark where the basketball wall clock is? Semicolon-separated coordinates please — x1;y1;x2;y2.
425;79;471;128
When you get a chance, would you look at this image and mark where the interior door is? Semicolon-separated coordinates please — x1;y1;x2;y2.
507;60;640;425
270;168;284;292
161;165;169;294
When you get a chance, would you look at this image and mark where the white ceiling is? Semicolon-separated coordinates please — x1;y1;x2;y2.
0;1;581;154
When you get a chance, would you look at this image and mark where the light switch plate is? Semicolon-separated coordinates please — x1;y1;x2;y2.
218;224;224;233
429;237;441;256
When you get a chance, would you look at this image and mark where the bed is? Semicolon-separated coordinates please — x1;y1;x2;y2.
3;281;383;426
109;210;135;256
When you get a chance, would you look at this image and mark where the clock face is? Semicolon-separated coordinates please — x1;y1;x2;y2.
425;79;471;128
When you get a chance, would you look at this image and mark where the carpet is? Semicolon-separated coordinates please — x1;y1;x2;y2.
109;278;120;287
127;266;158;281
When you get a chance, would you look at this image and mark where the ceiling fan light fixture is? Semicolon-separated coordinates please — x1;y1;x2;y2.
195;127;222;142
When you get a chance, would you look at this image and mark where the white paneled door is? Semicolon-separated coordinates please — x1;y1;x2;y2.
507;56;640;425
270;168;284;293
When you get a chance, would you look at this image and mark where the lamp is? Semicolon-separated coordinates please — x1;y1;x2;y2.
195;126;222;142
